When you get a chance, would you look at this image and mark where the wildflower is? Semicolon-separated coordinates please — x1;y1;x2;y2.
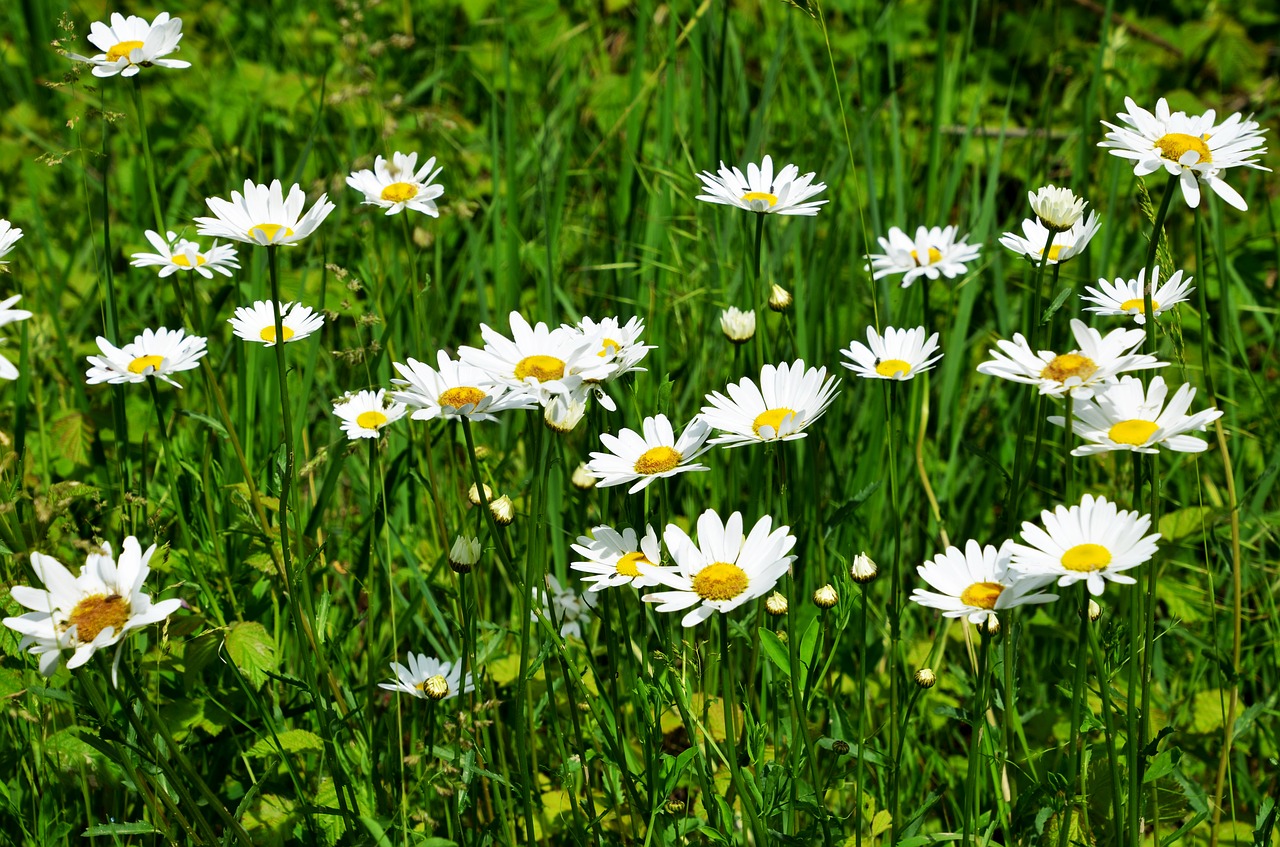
570;524;667;591
378;653;473;701
0;295;33;381
448;536;482;574
467;483;493;506
1082;266;1194;325
999;212;1101;266
391;351;536;422
534;574;597;640
346;151;445;216
228;301;324;346
570;463;596;490
130;230;240;279
720;307;756;344
544;390;587;433
831;740;851;755
67;12;191;77
840;325;943;381
1088;600;1102;622
850;552;878;584
1028;184;1087;231
85;327;207;389
489;495;515;526
765;592;789;616
694;155;827;216
866;225;981;288
914;668;937;689
700;359;840;448
910;539;1058;626
458;312;605;406
813;584;839;609
332;389;406;440
585;414;711;493
1048;375;1222;456
0;220;24;263
567;315;654;386
195;179;335;247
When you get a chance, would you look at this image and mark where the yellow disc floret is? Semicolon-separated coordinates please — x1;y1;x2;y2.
959;581;1005;610
1108;419;1159;446
692;562;750;602
248;223;296;242
356;410;388;430
171;253;208;268
911;247;943;265
259;325;296;343
438;386;487;409
106;40;144;63
67;594;131;643
128;355;165;375
514;355;566;382
380;182;419;203
615;551;651;577
752;407;796;438
1118;298;1159;313
1041;353;1098;384
1155;133;1212;165
1061;543;1112;572
875;358;912;378
741;191;779;207
634;446;683;475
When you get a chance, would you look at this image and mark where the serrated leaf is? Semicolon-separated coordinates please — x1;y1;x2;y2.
50;410;93;467
247;728;325;758
225;621;278;688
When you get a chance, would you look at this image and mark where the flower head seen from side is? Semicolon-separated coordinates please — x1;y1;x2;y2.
695;154;827;216
378;653;473;701
391;350;537;423
840;325;942;381
1010;494;1160;596
700;359;840;448
130;230;240;279
85;327;207;389
0;295;33;381
0;219;23;263
1099;96;1270;210
195;179;336;247
67;12;192;78
585;414;712;493
976;318;1166;400
866;225;982;288
1082;266;1194;326
720;307;757;344
910;539;1058;626
534;574;597;640
641;510;796;627
346;151;445;217
571;524;669;592
2;537;183;679
567;315;654;411
229;301;324;346
458;312;605;405
1028;184;1088;231
333;389;407;440
543;389;588;433
1048;375;1222;456
999;211;1102;266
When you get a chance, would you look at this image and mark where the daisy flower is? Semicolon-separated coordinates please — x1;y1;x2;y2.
720;307;756;344
543;389;588;433
975;318;1165;399
700;359;840;448
1082;266;1194;325
332;389;407;440
866;225;982;288
1048;375;1222;456
839;325;943;381
585;414;712;493
0;219;23;264
567;315;654;411
999;211;1102;266
228;301;324;346
345;151;445;217
378;653;473;701
1010;494;1160;596
66;11;192;78
391;350;536;422
570;524;668;591
2;537;183;679
910;539;1058;626
458;311;607;405
534;574;597;640
195;179;336;247
641;510;796;628
85;327;207;389
130;230;240;279
1099;96;1270;210
0;295;33;381
694;155;828;216
1028;184;1088;231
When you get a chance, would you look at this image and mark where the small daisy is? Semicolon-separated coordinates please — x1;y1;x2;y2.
700;359;840;448
345;151;445;217
840;325;942;381
0;219;23;264
585;414;712;493
391;350;536;422
999;211;1102;266
195;179;335;247
228;301;324;346
866;225;982;288
720;307;756;344
1027;184;1088;231
694;155;828;216
570;524;668;591
1099;96;1270;210
458;312;607;405
1082;266;1194;325
534;574;597;640
0;295;33;381
130;230;240;279
910;539;1058;626
568;315;654;411
378;653;473;701
66;11;192;78
85;327;207;389
1048;375;1222;456
332;389;407;440
543;389;588;433
641;510;796;628
1010;494;1160;596
975;318;1166;399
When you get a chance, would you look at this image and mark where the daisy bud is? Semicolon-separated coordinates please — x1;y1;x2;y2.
467;482;493;506
765;592;789;616
768;284;793;312
490;495;515;526
544;393;586;433
570;462;597;490
422;675;450;701
473;444;492;461
914;668;937;689
665;797;686;815
1029;184;1087;232
1088;600;1102;622
831;739;851;756
985;615;1001;636
720;307;756;344
813;584;839;609
448;536;481;574
850;552;878;584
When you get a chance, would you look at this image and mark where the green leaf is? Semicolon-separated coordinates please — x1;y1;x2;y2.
871;809;892;836
50;410;92;467
247;729;325;758
757;628;791;678
225;621;278;688
82;822;160;836
1158;507;1212;543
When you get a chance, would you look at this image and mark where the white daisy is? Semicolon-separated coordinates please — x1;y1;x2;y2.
332;389;407;440
194;179;335;247
130;230;240;279
641;510;796;628
585;414;712;493
975;318;1166;400
534;574;597;640
866;225;982;287
2;537;183;679
228;301;324;346
910;539;1058;626
839;325;942;381
1028;184;1088;230
1099;96;1270;210
345;151;445;217
85;327;207;389
0;219;23;264
543;389;588;433
390;350;536;422
378;653;473;701
1081;266;1195;325
999;211;1102;266
66;11;192;78
720;307;756;344
570;524;669;591
1009;494;1160;596
694;155;828;216
566;315;654;411
0;295;33;381
457;311;607;405
700;359;840;448
1048;375;1222;456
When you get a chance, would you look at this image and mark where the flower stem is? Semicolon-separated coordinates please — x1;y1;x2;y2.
1085;607;1124;847
131;76;166;237
1056;586;1090;847
961;630;992;847
718;612;768;846
880;379;904;844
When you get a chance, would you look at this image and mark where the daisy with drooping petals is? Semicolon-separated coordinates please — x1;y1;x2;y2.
866;225;982;287
1099;96;1270;210
571;524;669;592
840;326;942;381
1010;494;1160;596
694;155;828;216
976;318;1165;400
333;389;407;440
391;350;536;422
130;230;240;279
585;414;712;493
1048;375;1222;456
378;653;473;701
66;11;192;78
700;359;840;448
2;537;183;680
458;312;606;405
1082;266;1194;325
0;219;23;263
1000;211;1102;266
641;510;795;627
567;315;654;411
534;575;597;640
228;301;324;346
346;152;445;217
85;327;207;389
0;295;33;381
195;179;336;246
910;539;1058;626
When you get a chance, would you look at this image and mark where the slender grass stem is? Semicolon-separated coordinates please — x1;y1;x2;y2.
1085;607;1124;847
880;379;904;844
718;613;768;846
1056;587;1090;847
131;77;166;235
961;630;992;847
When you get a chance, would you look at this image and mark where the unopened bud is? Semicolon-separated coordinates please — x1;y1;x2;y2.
831;739;850;755
720;307;756;344
665;797;686;815
422;675;450;700
768;283;793;312
765;592;788;616
985;615;1001;636
914;668;937;689
490;495;515;526
473;444;492;461
544;393;586;433
1088;600;1101;622
813;584;839;609
571;462;596;490
467;482;492;506
448;536;481;574
850;552;878;584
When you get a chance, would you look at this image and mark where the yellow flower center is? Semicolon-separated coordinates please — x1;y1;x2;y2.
1061;543;1112;572
259;325;296;343
171;254;208;268
128;354;165;375
1108;419;1159;446
1042;244;1066;261
380;182;419;203
692;562;750;602
438;386;487;409
598;338;621;358
1118;298;1159;313
356;410;388;429
633;446;683;475
959;581;1005;610
67;594;131;643
615;551;651;577
1040;353;1098;384
875;358;912;378
1155;132;1212;165
248;223;296;242
417;675;450;700
741;191;779;207
106;40;144;62
514;355;566;382
911;247;943;265
752;407;796;438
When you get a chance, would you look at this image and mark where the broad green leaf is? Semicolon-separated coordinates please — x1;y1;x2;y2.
247;729;324;758
757;628;791;678
225;621;278;688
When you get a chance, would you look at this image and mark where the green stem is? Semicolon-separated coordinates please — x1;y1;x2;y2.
1085;606;1124;847
880;379;904;845
855;584;868;847
718;613;768;846
961;631;992;847
131;77;166;236
1056;586;1090;847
